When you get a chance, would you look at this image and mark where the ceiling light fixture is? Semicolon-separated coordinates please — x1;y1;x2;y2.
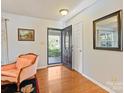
59;9;69;16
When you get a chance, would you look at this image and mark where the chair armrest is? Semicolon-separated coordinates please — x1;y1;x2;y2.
18;63;37;83
1;62;16;71
18;57;38;83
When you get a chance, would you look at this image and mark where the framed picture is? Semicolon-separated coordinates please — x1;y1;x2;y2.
18;28;35;41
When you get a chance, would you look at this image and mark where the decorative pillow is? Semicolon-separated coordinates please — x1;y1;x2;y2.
16;57;32;70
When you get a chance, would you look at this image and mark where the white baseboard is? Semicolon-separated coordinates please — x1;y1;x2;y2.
37;66;47;70
81;73;116;93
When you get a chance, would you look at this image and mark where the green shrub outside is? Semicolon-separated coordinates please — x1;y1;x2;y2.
48;48;61;57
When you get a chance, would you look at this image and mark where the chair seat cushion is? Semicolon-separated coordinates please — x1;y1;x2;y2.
1;64;16;71
1;68;20;78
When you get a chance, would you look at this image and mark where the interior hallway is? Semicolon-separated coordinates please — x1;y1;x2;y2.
36;65;108;93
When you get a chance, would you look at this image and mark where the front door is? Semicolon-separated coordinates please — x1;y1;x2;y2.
62;25;72;69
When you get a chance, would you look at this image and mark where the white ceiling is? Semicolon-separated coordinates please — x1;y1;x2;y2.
2;0;84;20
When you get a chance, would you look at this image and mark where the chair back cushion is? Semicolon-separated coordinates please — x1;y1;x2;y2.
16;54;37;69
16;58;32;70
19;55;36;63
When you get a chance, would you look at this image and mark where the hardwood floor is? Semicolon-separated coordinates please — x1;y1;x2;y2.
36;65;108;93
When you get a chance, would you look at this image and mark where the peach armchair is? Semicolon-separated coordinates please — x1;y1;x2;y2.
1;53;38;92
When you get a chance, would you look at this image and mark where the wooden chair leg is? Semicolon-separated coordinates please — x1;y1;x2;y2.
17;82;20;92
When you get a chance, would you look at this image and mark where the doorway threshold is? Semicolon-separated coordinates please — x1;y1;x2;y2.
48;63;62;67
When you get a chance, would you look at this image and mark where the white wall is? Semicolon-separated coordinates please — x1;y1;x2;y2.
66;0;123;92
2;13;64;68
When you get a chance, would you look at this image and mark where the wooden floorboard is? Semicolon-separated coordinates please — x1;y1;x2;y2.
36;65;108;93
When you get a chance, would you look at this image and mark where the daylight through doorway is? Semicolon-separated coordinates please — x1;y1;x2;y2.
47;28;62;65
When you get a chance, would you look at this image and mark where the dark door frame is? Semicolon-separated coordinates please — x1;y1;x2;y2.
47;28;62;65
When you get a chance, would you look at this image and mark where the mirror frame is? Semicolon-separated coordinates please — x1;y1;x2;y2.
93;10;122;51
